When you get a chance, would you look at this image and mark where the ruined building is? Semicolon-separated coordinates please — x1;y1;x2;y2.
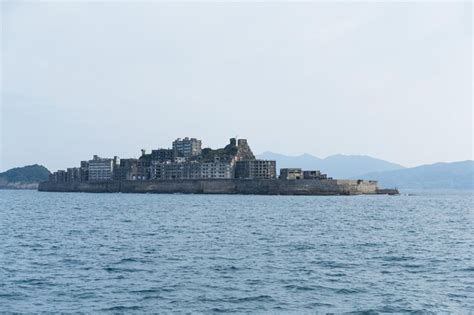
49;137;276;182
172;137;202;158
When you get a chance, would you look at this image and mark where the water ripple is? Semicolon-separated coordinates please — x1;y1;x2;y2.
0;189;472;313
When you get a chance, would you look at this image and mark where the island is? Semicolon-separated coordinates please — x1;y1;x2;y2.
39;137;398;195
0;164;50;190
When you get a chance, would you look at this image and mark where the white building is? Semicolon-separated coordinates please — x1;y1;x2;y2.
88;155;116;181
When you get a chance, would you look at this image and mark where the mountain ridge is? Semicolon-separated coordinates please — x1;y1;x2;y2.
355;160;474;189
256;151;405;178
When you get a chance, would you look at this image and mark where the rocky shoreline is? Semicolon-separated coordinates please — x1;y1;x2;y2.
0;182;39;190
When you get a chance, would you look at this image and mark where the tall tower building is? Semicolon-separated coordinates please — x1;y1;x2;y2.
172;137;202;158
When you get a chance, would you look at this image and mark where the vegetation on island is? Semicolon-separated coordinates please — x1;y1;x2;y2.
0;164;50;189
190;142;239;162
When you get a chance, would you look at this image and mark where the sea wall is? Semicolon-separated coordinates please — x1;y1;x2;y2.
38;179;379;195
0;182;39;190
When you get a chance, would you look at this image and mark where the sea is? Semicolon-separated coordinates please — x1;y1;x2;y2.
0;189;473;313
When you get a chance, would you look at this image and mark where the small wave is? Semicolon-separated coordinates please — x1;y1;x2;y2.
305;302;333;308
202;284;237;291
67;229;82;235
336;288;363;294
160;287;176;292
61;258;83;265
285;284;336;292
401;263;424;268
292;243;316;251
104;266;146;273
326;272;346;277
447;293;468;299
357;242;378;247
212;265;240;272
131;288;161;294
356;305;434;313
344;309;379;314
100;305;142;311
73;292;96;299
0;292;26;298
109;257;152;265
14;278;53;286
316;261;358;268
229;295;275;303
284;284;317;291
209;307;229;313
140;295;165;301
32;261;52;267
380;255;414;262
116;258;140;263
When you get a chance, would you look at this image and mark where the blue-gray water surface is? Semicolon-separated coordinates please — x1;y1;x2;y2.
0;190;473;313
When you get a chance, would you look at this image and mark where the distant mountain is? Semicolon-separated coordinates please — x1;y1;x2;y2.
256;152;404;178
0;164;50;189
355;160;474;189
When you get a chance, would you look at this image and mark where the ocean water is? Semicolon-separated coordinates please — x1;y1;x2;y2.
0;190;473;313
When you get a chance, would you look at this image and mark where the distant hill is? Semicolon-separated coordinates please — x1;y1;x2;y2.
355;160;474;189
256;152;404;178
0;164;50;189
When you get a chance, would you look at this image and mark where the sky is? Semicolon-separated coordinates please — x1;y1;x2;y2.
1;1;472;172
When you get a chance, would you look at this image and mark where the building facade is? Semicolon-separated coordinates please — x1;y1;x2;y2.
151;149;175;163
49;170;67;182
88;155;115;181
80;161;89;181
150;161;233;180
114;158;139;181
172;137;202;158
235;160;276;179
66;167;82;182
303;170;327;180
279;168;303;180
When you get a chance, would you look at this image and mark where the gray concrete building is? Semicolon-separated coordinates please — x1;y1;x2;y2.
303;170;327;180
88;155;115;181
151;149;174;162
114;158;139;181
50;170;67;182
137;152;151;180
279;168;303;180
235;160;276;179
172;137;202;158
80;161;89;181
66;167;82;182
150;161;233;180
199;162;234;179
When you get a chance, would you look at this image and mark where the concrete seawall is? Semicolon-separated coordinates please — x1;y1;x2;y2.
38;179;380;195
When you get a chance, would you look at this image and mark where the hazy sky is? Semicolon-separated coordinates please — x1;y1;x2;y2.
1;1;472;171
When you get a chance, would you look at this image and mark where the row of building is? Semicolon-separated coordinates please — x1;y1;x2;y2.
48;137;329;182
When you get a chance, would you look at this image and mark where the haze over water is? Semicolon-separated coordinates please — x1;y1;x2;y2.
1;190;473;313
